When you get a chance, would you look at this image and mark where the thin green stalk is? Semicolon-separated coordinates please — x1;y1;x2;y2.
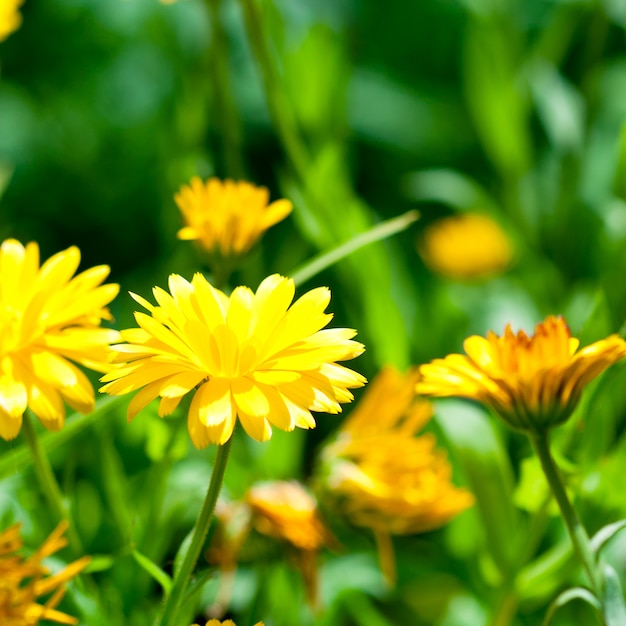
289;210;420;286
238;0;311;181
206;0;245;179
528;430;603;597
157;436;234;626
22;410;83;555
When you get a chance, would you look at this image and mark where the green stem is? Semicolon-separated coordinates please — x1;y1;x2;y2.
238;0;311;182
206;0;245;179
22;411;83;555
528;430;603;597
157;436;234;626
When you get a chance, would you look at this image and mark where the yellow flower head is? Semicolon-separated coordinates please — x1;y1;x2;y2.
246;480;332;607
175;177;292;258
418;213;513;280
416;316;626;432
0;239;120;440
100;273;365;447
0;0;23;42
0;521;90;625
320;367;473;536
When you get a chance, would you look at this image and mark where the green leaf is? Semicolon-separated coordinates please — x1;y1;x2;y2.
131;549;173;595
602;564;626;626
84;554;117;573
544;587;602;626
591;519;626;558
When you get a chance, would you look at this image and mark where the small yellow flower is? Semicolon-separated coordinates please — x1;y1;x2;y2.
416;315;626;432
320;367;473;535
175;177;292;258
0;0;23;42
246;480;333;606
0;239;120;440
418;213;513;280
0;521;90;625
100;273;365;447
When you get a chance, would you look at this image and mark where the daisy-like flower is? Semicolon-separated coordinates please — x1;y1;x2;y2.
0;239;120;440
0;0;23;42
100;273;365;447
175;177;292;258
0;521;90;625
320;367;473;536
418;213;513;280
246;480;333;606
416;315;626;432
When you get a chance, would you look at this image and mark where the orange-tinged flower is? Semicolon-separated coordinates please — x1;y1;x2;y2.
0;521;90;625
0;239;120;440
175;177;292;258
418;213;513;280
416;315;626;432
100;273;365;447
0;0;23;42
191;621;264;626
246;480;333;606
320;367;473;536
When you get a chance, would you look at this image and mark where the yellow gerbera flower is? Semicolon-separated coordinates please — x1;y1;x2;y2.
175;177;292;258
0;0;23;42
416;315;626;432
418;213;513;280
246;480;332;606
321;367;473;536
0;239;120;440
100;273;365;447
0;521;90;625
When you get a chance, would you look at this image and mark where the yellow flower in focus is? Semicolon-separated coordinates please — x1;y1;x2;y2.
0;239;120;440
175;177;292;258
417;316;626;432
419;213;513;280
100;273;365;447
0;0;23;42
247;480;333;606
0;521;90;625
320;367;473;535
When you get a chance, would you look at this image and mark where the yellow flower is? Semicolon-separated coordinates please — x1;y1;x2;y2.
418;213;513;280
246;480;333;606
0;239;120;440
0;521;90;625
416;315;626;432
320;367;473;535
100;273;365;447
175;177;292;258
0;0;23;42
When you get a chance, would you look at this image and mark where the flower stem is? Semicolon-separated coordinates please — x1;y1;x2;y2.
528;430;603;597
22;410;83;555
157;436;234;626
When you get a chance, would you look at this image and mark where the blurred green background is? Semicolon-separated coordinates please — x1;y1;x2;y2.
4;0;626;624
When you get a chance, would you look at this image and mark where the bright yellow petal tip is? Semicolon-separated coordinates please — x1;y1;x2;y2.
100;273;365;447
0;0;23;42
416;315;626;432
174;177;292;258
0;521;90;625
419;213;513;280
0;239;120;440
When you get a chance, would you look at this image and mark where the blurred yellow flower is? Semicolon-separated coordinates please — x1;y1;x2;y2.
321;367;473;537
417;315;626;432
175;177;292;258
246;480;333;605
100;273;365;447
0;239;120;440
418;213;513;280
0;0;22;42
0;521;90;625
